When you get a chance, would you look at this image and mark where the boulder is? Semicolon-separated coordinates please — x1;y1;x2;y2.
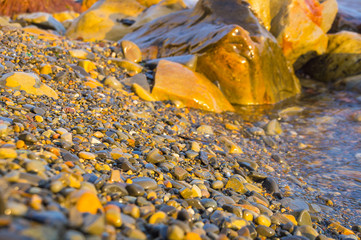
151;60;234;113
52;11;80;23
16;12;66;34
250;0;338;65
124;0;300;105
0;72;58;99
0;0;81;17
301;31;361;82
66;0;145;41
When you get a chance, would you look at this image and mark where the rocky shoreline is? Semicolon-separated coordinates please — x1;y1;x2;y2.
0;26;359;240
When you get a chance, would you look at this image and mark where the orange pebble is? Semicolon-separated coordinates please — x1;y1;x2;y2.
74;190;103;214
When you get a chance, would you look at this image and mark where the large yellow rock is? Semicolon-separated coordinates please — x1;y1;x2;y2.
151;60;234;113
124;0;301;105
302;31;361;82
66;0;145;41
53;11;80;23
261;0;338;65
0;72;58;99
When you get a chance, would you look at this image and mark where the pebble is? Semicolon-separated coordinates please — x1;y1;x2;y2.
126;184;145;197
78;151;96;160
298;225;319;240
0;148;17;159
173;166;188;180
146;149;166;164
168;224;185;240
131;177;158;190
256;225;276;237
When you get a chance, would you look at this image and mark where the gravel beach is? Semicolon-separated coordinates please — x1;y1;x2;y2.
0;26;359;240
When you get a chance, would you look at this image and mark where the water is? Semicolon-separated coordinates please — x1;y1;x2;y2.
280;89;361;225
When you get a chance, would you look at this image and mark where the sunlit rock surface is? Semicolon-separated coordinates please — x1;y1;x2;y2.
255;0;338;65
124;0;300;105
151;60;234;113
0;72;58;99
66;0;145;41
302;31;361;82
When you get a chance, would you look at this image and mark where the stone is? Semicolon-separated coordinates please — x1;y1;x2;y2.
212;180;224;189
250;0;338;65
255;215;271;227
17;12;66;34
52;11;80;23
196;125;213;135
116;0;186;42
225;177;246;194
145;55;197;70
168;225;185;240
69;190;103;214
121;40;142;63
132;83;155;101
78;60;96;73
103;76;123;91
297;210;312;226
69;49;95;60
132;177;157;190
82;213;105;235
105;204;122;227
66;0;145;41
0;72;58;99
78;151;96;160
302;31;361;82
280;198;309;212
172;166;188;180
0;148;17;159
149;211;167;224
218;136;242;154
265;119;282;135
151;60;234;113
111;58;143;74
256;225;276;237
299;225;319;240
124;0;300;105
126;183;145;196
146;148;166;164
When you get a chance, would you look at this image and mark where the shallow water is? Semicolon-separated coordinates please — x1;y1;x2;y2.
241;87;361;225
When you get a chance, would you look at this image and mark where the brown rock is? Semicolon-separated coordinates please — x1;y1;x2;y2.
124;0;300;105
151;60;234;113
121;40;142;63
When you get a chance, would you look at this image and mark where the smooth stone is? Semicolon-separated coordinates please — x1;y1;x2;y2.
151;60;234;113
145;55;198;71
265;119;283;135
110;58;143;74
297;210;312;226
78;151;96;160
299;225;319;240
104;76;123;91
102;183;128;196
256;225;275;237
255;214;271;227
196;125;213;135
81;213;105;235
172;166;188;180
168;224;185;240
26;210;67;227
69;49;95;60
0;148;17;159
126;184;145;196
146;149;165;164
121;40;142;63
6;201;28;216
262;177;281;195
0;72;58;99
149;211;167;224
200;198;217;209
123;73;150;92
218;136;243;153
70;190;104;214
186;199;205;210
203;223;219;234
131;177;157;190
21;225;59;240
212;180;224;189
225;177;246;194
132;83;155;101
26;161;45;173
64;230;86;240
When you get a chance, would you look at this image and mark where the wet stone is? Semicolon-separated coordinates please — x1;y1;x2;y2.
256;225;276;237
297;210;312;226
146;149;166;164
172;166;188;180
126;184;145;197
131;177;157;190
200;198;217;209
